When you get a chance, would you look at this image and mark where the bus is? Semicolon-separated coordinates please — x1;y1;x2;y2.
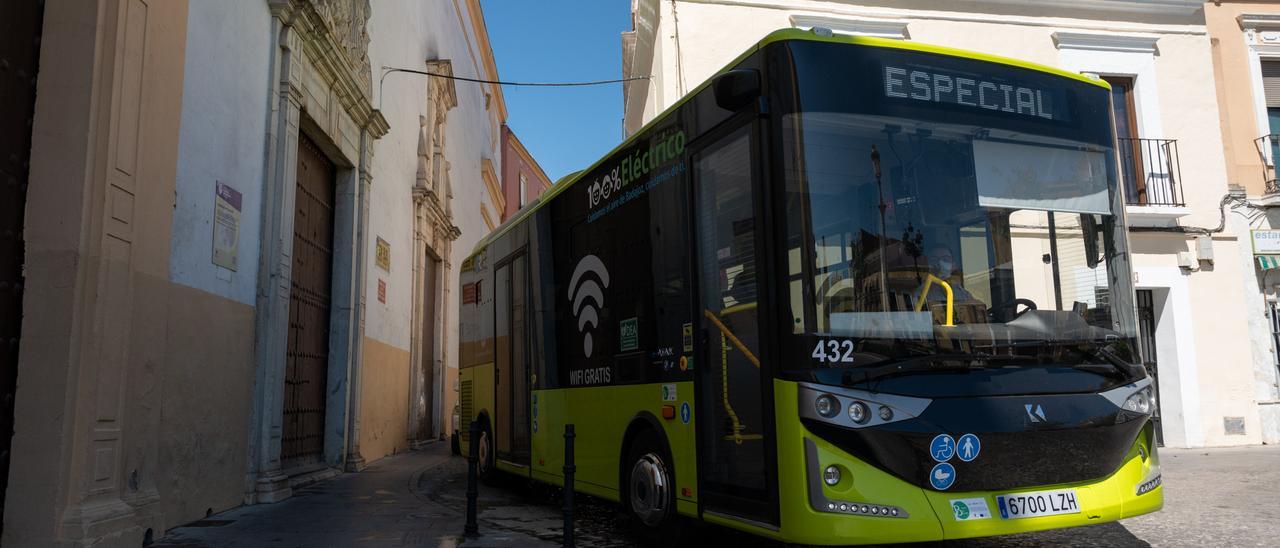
456;28;1162;545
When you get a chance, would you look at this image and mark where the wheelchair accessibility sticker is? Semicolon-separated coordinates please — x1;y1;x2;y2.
930;434;956;462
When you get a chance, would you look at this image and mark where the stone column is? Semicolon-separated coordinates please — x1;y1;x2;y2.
247;13;303;504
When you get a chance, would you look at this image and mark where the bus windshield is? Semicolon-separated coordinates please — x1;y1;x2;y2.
780;104;1140;381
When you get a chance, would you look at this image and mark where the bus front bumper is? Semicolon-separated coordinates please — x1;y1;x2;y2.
770;380;1163;545
780;426;1162;545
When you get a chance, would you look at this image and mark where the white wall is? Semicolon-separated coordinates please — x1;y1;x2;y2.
365;0;500;357
170;0;271;306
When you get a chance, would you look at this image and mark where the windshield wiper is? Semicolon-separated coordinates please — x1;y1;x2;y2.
841;352;1026;386
988;339;1142;379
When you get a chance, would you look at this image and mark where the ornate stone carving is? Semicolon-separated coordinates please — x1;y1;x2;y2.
415;115;434;199
311;0;372;91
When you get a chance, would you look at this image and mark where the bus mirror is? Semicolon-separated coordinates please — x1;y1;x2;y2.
713;69;761;112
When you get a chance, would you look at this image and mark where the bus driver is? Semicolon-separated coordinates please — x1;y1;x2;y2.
915;242;977;306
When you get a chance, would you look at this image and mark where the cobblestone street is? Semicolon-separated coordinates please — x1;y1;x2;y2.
154;443;1280;547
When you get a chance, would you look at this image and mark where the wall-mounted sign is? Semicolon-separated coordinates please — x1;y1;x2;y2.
375;236;391;271
1252;229;1280;254
377;278;387;304
212;181;242;270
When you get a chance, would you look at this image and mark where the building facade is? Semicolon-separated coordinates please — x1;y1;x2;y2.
1206;0;1280;444
622;0;1280;448
499;124;554;222
2;0;523;545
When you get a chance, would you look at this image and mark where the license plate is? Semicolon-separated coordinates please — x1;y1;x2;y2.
995;489;1080;520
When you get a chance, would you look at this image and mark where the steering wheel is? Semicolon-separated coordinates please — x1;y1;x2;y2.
989;298;1037;321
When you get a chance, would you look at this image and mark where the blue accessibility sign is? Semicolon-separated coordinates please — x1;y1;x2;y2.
930;434;956;462
930;462;957;491
680;402;692;424
957;433;981;462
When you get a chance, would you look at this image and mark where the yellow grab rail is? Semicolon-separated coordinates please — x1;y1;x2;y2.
703;308;761;368
914;274;955;327
704;307;764;444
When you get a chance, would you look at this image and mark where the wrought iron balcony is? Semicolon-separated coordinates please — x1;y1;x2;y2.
1253;134;1280;194
1117;137;1184;207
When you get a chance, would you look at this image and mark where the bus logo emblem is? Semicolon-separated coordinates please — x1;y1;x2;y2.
568;255;610;358
1025;404;1047;423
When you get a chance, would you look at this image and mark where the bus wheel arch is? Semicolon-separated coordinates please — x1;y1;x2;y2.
619;413;680;536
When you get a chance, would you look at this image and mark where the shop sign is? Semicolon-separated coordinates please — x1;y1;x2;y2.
1252;230;1280;254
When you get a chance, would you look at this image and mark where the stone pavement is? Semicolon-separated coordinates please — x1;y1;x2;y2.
152;442;557;547
154;442;1280;547
936;444;1280;548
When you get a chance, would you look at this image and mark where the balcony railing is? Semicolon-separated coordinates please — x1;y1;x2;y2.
1253;134;1280;194
1117;137;1183;207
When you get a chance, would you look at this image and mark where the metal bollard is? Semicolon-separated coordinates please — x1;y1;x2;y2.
562;424;576;548
465;420;480;537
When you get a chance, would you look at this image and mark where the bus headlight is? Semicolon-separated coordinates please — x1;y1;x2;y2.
798;383;931;429
1123;386;1155;415
878;405;894;421
1101;378;1157;424
815;394;839;418
848;401;870;424
823;465;841;486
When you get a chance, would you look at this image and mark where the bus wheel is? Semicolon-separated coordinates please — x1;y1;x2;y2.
477;421;496;482
624;429;679;538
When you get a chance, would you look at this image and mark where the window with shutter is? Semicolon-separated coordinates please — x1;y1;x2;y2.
1262;60;1280;109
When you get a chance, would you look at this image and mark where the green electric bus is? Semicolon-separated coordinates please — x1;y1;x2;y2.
457;29;1162;545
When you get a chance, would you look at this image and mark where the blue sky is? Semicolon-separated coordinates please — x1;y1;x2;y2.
480;1;631;182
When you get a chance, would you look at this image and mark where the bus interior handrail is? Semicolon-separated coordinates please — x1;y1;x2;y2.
914;274;955;327
703;308;761;368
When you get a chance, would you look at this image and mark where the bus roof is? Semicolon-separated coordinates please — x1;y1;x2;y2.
467;28;1109;258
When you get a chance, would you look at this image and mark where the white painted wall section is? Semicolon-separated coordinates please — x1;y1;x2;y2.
170;0;272;306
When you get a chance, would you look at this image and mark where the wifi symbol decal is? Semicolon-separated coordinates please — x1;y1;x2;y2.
568;255;610;358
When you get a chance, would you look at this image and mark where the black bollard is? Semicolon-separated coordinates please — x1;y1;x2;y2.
465;420;480;537
562;424;576;548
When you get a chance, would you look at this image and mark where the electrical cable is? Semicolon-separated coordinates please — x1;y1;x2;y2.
382;67;649;87
378;67;650;110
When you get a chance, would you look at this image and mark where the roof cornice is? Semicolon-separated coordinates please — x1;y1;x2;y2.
959;0;1202;17
1052;31;1160;53
681;0;1205;27
466;0;507;123
1239;13;1280;31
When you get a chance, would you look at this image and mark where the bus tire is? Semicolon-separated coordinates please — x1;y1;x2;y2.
623;428;681;540
477;417;497;483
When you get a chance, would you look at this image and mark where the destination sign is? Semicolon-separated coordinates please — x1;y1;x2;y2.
883;65;1069;122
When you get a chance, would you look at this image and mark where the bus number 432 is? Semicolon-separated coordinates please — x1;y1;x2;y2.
812;339;856;364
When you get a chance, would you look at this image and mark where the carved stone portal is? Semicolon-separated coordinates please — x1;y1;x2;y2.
312;0;372;89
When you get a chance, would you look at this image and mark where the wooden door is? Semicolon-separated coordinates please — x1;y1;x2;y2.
419;254;439;440
282;134;336;470
1103;76;1144;204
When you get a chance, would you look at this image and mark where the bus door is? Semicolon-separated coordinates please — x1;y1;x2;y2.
690;119;780;526
494;252;531;466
